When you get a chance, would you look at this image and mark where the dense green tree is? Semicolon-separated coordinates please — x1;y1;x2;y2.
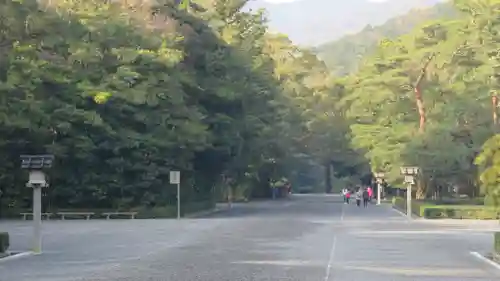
336;0;500;206
0;0;366;215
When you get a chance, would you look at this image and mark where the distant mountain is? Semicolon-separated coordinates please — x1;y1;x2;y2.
313;1;458;76
244;0;446;46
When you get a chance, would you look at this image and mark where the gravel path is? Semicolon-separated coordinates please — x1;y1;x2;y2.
1;194;499;281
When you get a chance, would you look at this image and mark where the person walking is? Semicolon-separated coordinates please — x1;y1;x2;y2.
355;188;362;207
363;188;369;207
367;186;373;202
345;190;351;204
342;188;348;203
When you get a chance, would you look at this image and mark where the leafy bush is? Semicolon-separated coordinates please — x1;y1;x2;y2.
0;232;9;253
391;197;499;219
392;197;404;208
0;201;215;220
133;201;215;219
422;206;499;219
495;232;500;255
484;195;498;207
392;197;429;216
182;201;216;215
432;197;485;206
133;206;177;219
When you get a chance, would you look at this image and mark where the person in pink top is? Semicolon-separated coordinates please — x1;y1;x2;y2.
367;186;373;202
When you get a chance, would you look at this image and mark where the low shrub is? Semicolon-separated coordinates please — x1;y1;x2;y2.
432;197;485;206
0;207;31;219
495;232;500;255
133;206;177;219
484;195;499;207
0;232;9;253
391;197;431;216
133;201;215;219
422;205;499;219
182;200;215;215
2;201;216;220
392;197;405;210
391;197;499;219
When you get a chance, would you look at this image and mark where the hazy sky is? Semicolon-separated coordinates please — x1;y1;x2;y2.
262;0;390;2
246;0;443;46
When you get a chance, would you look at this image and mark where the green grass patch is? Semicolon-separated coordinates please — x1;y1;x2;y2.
1;201;216;219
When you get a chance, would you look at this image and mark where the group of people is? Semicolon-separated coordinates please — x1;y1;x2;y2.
341;186;373;207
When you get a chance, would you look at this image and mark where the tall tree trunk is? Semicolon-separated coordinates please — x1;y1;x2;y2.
325;162;332;193
415;179;427;200
413;53;435;199
414;88;426;134
413;53;435;134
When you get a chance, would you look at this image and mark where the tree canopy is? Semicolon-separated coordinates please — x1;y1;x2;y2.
2;0;500;214
0;0;367;214
335;0;500;206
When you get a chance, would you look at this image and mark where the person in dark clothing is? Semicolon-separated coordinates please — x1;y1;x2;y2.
362;188;369;207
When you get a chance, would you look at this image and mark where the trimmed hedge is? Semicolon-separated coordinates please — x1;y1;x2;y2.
1;201;216;220
432;197;485;206
0;232;9;253
421;206;499;219
133;200;216;219
392;197;500;219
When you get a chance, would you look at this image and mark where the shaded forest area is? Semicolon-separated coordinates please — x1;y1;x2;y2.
0;0;368;216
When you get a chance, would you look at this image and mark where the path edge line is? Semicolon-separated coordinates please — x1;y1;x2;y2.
391;206;409;219
324;204;344;281
0;251;36;263
470;251;500;271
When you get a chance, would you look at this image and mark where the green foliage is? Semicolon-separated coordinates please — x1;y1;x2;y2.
475;135;500;207
432;197;485;205
0;0;367;214
422;206;499;219
178;0;190;10
392;196;407;210
0;233;9;253
392;197;499;219
396;196;484;206
485;195;498;206
333;0;500;200
133;201;214;218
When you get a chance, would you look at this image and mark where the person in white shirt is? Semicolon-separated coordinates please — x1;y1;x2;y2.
341;188;349;204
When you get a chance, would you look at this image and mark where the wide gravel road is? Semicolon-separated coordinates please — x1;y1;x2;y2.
1;194;500;281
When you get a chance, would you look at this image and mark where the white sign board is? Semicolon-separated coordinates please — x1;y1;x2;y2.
169;171;181;184
404;175;414;184
28;170;48;187
169;171;180;184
